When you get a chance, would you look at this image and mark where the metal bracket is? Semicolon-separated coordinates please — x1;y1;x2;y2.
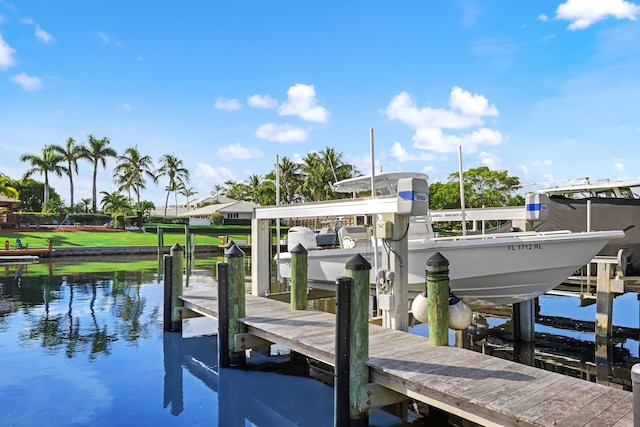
234;333;273;351
359;382;407;410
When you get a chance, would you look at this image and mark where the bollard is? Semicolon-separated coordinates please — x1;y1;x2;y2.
218;262;231;367
5;240;9;250
632;363;640;426
157;227;164;257
48;239;53;252
225;243;247;367
427;252;449;346
163;254;173;332
342;254;371;426
170;243;184;332
334;276;351;427
290;243;308;310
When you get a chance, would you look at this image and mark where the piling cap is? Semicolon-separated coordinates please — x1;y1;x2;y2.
426;251;448;267
290;242;308;254
225;240;235;249
225;243;245;257
171;243;184;252
345;254;371;270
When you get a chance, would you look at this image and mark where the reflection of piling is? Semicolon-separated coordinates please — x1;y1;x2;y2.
427;252;449;346
290;243;308;310
163;244;184;332
218;243;247;367
335;254;370;426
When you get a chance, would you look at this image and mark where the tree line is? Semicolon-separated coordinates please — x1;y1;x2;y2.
1;137;524;216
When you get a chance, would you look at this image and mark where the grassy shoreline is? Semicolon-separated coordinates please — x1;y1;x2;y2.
0;229;245;248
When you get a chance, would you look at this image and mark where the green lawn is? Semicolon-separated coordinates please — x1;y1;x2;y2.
0;229;253;249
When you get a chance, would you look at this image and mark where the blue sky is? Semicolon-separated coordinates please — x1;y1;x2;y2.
1;0;640;206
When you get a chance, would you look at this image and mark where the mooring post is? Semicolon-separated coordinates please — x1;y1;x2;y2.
218;262;231;367
335;254;371;426
157;227;164;257
632;363;640;426
225;243;247;367
290;243;308;310
335;276;351;427
427;252;449;346
48;239;53;253
4;240;8;250
163;254;173;332
596;261;614;338
170;243;184;332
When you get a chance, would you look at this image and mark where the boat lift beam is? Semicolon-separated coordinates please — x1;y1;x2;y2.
252;195;411;331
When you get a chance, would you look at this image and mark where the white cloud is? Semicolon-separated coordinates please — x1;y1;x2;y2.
10;72;43;91
533;159;553;166
0;35;17;70
278;83;329;122
555;0;640;30
255;123;308;143
215;97;242;111
478;152;501;169
384;88;503;155
413;127;502;154
383;90;489;130
389;141;436;162
248;94;278;109
614;162;625;172
35;25;53;43
121;103;132;111
217;143;264;161
96;32;121;46
449;86;498;116
538;13;549;22
194;162;236;184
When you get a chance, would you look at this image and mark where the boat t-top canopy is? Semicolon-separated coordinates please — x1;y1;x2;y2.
538;179;640;199
332;171;429;195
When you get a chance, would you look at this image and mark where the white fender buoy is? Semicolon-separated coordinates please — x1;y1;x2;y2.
410;290;429;324
448;294;473;330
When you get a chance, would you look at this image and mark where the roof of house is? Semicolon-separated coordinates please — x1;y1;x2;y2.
0;195;21;208
179;200;258;217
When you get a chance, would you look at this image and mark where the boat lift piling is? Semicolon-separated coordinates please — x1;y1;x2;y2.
163;243;184;332
217;243;247;367
290;243;308;310
426;252;450;346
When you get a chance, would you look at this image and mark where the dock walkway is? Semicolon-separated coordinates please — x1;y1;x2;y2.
181;288;633;427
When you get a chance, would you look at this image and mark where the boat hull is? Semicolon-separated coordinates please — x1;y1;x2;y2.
277;230;624;308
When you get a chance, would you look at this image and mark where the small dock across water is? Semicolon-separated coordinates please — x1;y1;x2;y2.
181;287;634;427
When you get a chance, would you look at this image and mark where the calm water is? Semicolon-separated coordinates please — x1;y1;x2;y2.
0;256;415;427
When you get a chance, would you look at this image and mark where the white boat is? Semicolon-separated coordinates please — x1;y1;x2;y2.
276;173;625;308
532;178;640;275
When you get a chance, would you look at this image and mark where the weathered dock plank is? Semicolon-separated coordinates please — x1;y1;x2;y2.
181;289;635;426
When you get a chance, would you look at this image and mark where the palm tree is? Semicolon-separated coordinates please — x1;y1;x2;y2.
51;137;86;210
179;186;198;212
77;198;92;213
212;184;224;203
155;154;190;217
113;146;155;211
20;145;65;203
82;135;117;213
0;175;19;199
100;190;131;216
278;156;302;204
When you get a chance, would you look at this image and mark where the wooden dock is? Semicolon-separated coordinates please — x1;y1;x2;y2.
181;287;634;427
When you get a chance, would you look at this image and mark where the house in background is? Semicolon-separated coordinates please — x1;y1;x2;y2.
0;196;20;227
149;191;259;225
180;200;258;225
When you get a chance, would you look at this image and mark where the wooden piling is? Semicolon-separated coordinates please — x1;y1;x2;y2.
344;254;371;426
163;254;173;332
225;243;247;366
157;227;164;257
334;276;351;427
170;243;184;332
632;363;640;426
290;243;308;310
427;252;449;346
596;261;614;338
